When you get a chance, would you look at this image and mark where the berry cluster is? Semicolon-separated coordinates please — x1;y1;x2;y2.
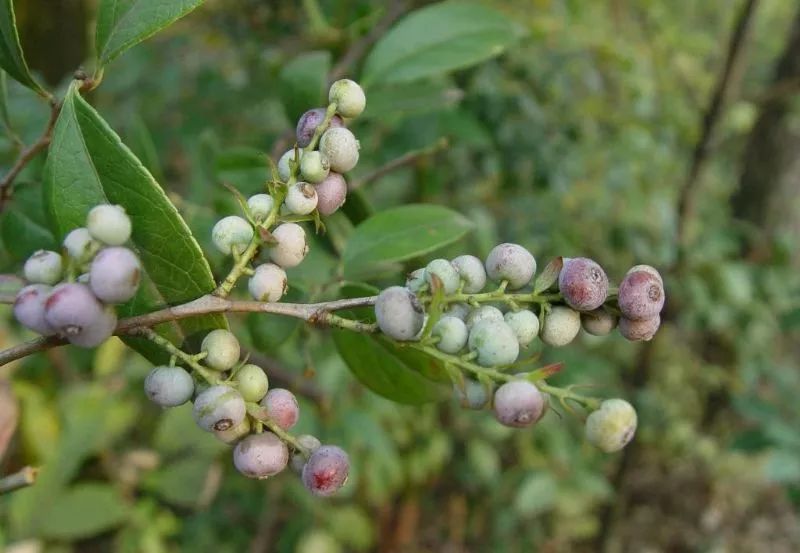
143;328;349;496
374;244;664;452
13;204;141;347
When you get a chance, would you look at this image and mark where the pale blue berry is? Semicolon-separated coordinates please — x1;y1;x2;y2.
247;194;274;222
493;380;546;427
375;286;425;341
277;149;303;181
451;255;486;293
319;128;359;173
144;366;194;407
269;223;308;268
504;310;539;347
212;216;253;255
193;385;246;431
432;316;468;353
248;263;287;302
465;305;504;330
424;259;459;294
485;243;536;289
405;268;426;292
468;320;519;367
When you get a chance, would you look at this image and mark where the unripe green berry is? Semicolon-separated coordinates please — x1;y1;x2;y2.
585;399;637;453
424;258;459;294
432;316;468;353
277;149;303;182
87;204;132;246
201;329;240;371
236;363;269;402
468;320;520;367
454;379;490;410
214;417;251;445
248;263;287;302
375;286;425;341
193;385;246;432
465;305;504;330
329;79;366;118
268;223;308;268
618;270;665;321
14;284;55;335
319;127;359;173
581;308;618;336
493;380;546;428
315;172;347;215
504;310;539;347
405;268;426;292
233;432;289;478
247;194;274;222
212;215;254;255
558;257;609;311
144;366;194;407
285;182;319;215
485;243;536;289
451;255;487;293
63;227;97;262
299;151;330;184
444;302;470;321
260;388;299;430
540;306;580;347
24;250;63;285
291;434;322;473
89;246;141;304
302;445;350;497
619;315;660;341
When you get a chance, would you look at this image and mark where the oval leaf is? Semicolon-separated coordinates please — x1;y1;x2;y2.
96;0;207;66
43;83;225;361
362;1;525;86
0;0;45;94
39;484;129;540
279;51;331;123
342;204;473;279
1;183;57;262
332;329;446;405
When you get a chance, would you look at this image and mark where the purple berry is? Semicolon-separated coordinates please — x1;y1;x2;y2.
315;173;348;216
558;257;608;311
67;305;117;347
89;247;141;304
493;380;546;428
302;445;350;497
618;270;665;321
260;388;299;430
43;283;108;345
14;284;56;335
233;432;289;479
295;108;344;148
619;315;661;341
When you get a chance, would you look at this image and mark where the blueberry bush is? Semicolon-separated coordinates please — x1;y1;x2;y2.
0;1;798;551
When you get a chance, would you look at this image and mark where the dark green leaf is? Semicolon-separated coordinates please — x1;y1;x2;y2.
39;484;129;539
342;204;472;279
96;0;207;66
1;183;57;262
43;84;225;361
248;285;306;351
363;79;463;119
332;330;446;404
144;457;215;507
362;1;524;86
0;1;45;94
279;51;331;123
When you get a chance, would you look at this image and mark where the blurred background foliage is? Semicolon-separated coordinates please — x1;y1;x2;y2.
1;0;799;551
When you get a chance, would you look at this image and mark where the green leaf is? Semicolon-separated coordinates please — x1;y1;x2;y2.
513;473;557;516
43;84;225;361
279;51;331;123
144;457;215;508
0;0;45;94
248;285;306;351
533;257;563;294
39;484;129;540
1;183;57;262
363;79;463;119
342;204;473;279
95;0;207;66
332;330;446;405
362;1;524;86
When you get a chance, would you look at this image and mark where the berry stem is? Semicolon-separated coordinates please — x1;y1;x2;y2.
135;327;219;385
537;382;602;411
245;402;309;456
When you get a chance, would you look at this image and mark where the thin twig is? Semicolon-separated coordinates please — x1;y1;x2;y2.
0;466;39;494
0;100;62;214
350;138;449;190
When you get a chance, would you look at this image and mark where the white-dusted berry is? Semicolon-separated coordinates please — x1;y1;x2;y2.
268;223;308;268
581;309;618;336
465;305;504;330
291;434;322;473
234;432;289;479
277;149;303;182
43;283;105;342
212;215;254;255
374;286;425;341
214;417;251;445
89;247;141;304
451;255;487;293
285;182;319;215
260;388;299;430
424;258;459;294
468;320;519;367
14;284;55;335
585;399;637;453
302;445;350;496
66;305;117;348
485;243;536;290
619;315;661;341
405;268;426;292
144;366;194;407
63;228;97;262
193;385;246;432
315;172;347;216
300;151;330;184
540;306;580;347
558;257;609;312
201;329;240;371
248;263;287;302
432;316;468;353
295;108;344;148
444;302;470;321
626;264;663;286
618;270;665;321
455;379;490;410
319;127;359;173
23;250;62;285
247;194;274;222
236;363;270;402
493;380;546;428
87;204;132;246
504;310;539;347
328;79;366;118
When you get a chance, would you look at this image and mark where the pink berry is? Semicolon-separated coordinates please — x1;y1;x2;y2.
618;270;665;321
558;257;608;311
260;388;299;430
14;284;56;335
44;283;114;346
233;432;289;479
89;247;141;304
493;380;546;428
302;445;350;497
315;172;347;216
619;315;661;341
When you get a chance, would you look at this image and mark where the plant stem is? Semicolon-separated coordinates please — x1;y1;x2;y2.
246;403;308;455
537;382;602;411
0;466;39;494
135;328;219;385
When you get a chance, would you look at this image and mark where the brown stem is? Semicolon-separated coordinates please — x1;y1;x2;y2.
0;466;39;494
